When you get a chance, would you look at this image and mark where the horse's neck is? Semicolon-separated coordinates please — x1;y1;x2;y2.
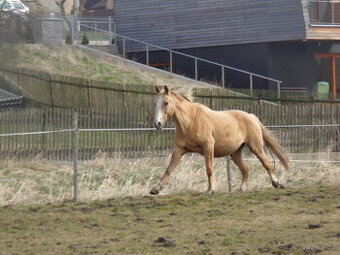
173;100;196;132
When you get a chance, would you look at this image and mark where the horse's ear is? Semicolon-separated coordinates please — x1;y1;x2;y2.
155;86;161;94
164;85;169;94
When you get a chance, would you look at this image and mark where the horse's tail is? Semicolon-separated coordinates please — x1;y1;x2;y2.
261;124;290;170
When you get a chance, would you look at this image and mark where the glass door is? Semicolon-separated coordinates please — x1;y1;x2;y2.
314;54;339;100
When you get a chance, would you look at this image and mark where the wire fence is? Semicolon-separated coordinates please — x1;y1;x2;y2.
2;125;339;159
0;106;339;201
1;116;339;201
0;105;339;159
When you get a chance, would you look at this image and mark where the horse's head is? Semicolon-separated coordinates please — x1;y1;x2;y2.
154;85;175;130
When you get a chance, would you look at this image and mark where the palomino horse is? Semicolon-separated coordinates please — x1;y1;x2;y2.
150;86;289;195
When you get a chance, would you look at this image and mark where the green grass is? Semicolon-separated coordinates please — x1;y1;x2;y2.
0;185;339;254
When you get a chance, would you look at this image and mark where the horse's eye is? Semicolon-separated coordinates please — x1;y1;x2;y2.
163;102;169;106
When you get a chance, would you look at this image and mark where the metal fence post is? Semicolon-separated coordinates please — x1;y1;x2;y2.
277;81;281;99
122;38;126;58
249;74;253;97
226;156;232;192
108;16;112;43
170;50;173;73
195;58;198;80
72;110;79;201
221;66;225;88
95;22;98;45
146;45;149;66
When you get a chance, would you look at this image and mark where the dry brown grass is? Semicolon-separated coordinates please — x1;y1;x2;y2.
0;152;339;206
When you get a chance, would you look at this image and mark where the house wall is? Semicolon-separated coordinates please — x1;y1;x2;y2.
127;43;269;89
114;0;306;50
268;41;340;91
115;0;340;91
268;42;316;90
130;41;340;91
179;44;269;89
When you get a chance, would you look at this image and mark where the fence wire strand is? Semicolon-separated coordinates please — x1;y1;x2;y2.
0;124;339;161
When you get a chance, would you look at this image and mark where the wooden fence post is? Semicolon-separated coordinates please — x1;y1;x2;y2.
72;110;79;201
50;73;54;107
42;110;47;154
226;156;232;192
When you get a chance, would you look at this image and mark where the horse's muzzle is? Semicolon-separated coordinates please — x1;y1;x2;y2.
155;121;162;130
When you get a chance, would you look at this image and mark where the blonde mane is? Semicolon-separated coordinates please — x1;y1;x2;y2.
170;87;194;102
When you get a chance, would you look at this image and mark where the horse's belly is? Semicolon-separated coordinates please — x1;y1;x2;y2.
184;144;203;154
213;147;238;157
213;137;244;157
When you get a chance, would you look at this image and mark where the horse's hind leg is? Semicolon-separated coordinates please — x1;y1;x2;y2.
231;145;249;191
203;143;215;195
248;143;284;189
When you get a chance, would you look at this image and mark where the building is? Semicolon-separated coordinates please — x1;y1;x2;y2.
82;0;114;17
114;0;340;99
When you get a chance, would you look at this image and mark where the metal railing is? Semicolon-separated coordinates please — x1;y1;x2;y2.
73;20;283;98
69;16;116;46
309;0;340;24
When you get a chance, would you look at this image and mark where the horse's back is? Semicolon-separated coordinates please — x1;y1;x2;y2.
222;110;262;135
195;106;260;131
193;107;259;156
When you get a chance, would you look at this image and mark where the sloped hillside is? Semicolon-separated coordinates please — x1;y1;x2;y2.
0;43;218;89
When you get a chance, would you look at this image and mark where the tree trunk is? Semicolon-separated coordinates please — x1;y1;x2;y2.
56;0;71;32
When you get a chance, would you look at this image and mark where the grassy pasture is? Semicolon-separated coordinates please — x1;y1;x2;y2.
0;43;339;254
0;185;339;255
0;155;339;254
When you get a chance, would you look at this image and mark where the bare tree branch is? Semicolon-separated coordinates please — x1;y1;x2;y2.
56;0;71;32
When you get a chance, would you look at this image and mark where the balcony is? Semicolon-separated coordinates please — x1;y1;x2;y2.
306;1;340;40
308;1;340;24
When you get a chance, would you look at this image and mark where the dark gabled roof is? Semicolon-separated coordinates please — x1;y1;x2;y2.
0;89;23;107
115;0;306;50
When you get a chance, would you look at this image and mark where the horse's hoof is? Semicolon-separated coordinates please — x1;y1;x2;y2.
278;183;285;189
272;181;285;189
150;188;160;195
206;190;215;195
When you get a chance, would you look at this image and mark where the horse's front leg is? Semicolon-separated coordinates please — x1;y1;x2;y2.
150;146;185;195
203;143;215;195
